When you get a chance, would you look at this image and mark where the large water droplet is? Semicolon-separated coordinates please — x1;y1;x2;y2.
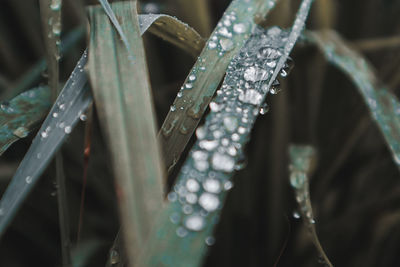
211;152;235;172
223;116;238;132
186;179;200;192
243;66;269;82
185;215;205;231
238;89;263;105
199;193;220;212
203;179;221;193
220;38;234;51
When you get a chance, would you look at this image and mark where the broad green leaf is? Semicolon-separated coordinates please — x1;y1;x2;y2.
307;30;400;170
87;2;165;265
0;86;51;155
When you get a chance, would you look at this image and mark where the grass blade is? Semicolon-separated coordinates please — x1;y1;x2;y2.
158;0;280;173
39;1;72;264
139;26;294;267
307;30;400;171
87;2;165;265
0;51;91;237
97;0;133;59
0;86;51;155
138;14;205;56
288;145;333;267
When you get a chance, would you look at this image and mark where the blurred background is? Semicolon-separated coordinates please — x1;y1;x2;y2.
0;0;400;266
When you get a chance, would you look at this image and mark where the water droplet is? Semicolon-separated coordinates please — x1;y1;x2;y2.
203;179;221;193
110;250;120;265
293;211;301;219
238;89;263;105
199;193;219;212
189;75;196;81
208;41;217;49
183;204;194;214
170;212;180;224
290;172;306;189
176;226;188;237
186;179;200;192
52;22;61;36
209;101;222;112
223;181;234;191
243;66;269;82
80;114;87;121
212;152;235;172
259;103;269;115
220;38;234;51
185;83;193;89
41;131;48;138
185;215;205;231
170;105;176;112
233;23;246;33
64;126;72;134
195;126;206;140
186;193;198;204
257;47;281;59
50;0;61;10
168;192;178;202
270;79;281;94
218;27;232;38
205;236;216;246
199;140;219;151
26;176;32;184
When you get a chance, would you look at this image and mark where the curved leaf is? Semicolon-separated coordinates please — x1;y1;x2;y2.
307;30;400;170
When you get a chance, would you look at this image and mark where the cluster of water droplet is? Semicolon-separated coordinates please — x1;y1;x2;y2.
168;26;294;244
207;10;248;56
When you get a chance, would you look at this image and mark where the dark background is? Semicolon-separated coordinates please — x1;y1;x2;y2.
0;0;400;266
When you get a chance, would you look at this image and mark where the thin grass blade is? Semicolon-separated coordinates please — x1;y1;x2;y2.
87;2;165;265
0;51;91;236
288;145;333;267
307;30;400;170
0;86;51;154
158;0;280;173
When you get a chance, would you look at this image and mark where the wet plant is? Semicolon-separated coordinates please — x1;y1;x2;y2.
0;0;400;266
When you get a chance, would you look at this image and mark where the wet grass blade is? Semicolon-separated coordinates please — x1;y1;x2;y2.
0;51;91;236
158;0;280;173
307;30;400;170
39;1;72;264
0;86;51;155
138;14;205;56
87;2;165;265
138;26;294;267
288;145;333;267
